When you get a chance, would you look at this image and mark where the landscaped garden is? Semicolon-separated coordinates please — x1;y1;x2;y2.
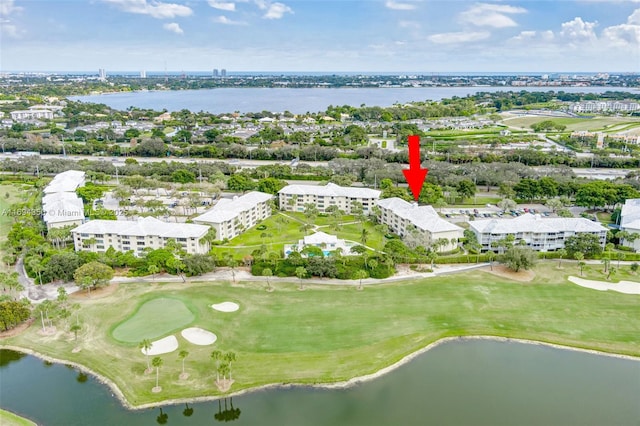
2;262;638;408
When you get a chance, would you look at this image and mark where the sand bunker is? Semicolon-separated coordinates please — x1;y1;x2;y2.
211;302;239;312
568;276;640;295
141;335;179;355
181;327;217;345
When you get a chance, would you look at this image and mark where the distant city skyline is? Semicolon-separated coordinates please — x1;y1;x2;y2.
1;0;639;72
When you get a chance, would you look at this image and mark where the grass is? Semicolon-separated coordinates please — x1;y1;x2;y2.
574;262;639;283
210;212;387;257
111;297;196;343
0;184;27;272
2;261;639;407
0;409;37;426
501;115;640;132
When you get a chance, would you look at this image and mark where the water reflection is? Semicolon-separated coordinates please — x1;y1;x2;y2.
183;403;194;417
156;407;168;424
214;398;241;422
0;349;25;366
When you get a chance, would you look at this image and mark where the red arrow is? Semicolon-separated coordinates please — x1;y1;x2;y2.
402;135;428;201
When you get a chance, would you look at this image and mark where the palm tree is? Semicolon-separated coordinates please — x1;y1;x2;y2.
557;248;567;268
139;339;152;373
262;267;273;291
183;403;194;417
148;264;159;280
368;258;378;272
178;350;189;378
152;356;163;391
28;258;44;285
223;351;236;381
360;228;369;246
70;323;81;341
295;266;307;290
211;350;222;381
355;269;368;290
227;257;238;283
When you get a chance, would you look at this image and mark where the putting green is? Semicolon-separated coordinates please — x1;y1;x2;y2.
111;297;195;343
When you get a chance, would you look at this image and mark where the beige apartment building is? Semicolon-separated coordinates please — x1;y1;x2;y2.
71;217;210;256
376;198;463;252
193;191;273;240
278;183;381;215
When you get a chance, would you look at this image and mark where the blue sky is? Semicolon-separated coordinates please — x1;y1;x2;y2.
1;0;639;72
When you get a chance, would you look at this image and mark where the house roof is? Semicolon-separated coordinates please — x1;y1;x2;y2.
303;231;339;245
72;217;209;239
43;197;85;224
377;197;462;233
621;198;640;229
44;170;85;193
193;191;272;225
469;213;608;235
279;183;381;199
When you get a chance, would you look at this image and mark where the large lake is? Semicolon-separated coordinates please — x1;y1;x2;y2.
1;339;639;426
69;86;636;114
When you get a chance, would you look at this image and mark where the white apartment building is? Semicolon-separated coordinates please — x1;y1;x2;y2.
620;198;640;252
470;213;608;252
72;217;210;256
278;183;381;215
193;191;272;240
10;110;54;121
376;198;463;252
42;170;86;229
569;101;640;113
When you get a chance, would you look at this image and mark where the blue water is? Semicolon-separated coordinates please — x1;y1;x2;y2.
68;86;635;114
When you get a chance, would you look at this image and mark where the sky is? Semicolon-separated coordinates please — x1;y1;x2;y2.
0;0;639;73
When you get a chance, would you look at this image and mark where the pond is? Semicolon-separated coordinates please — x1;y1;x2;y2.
1;339;638;425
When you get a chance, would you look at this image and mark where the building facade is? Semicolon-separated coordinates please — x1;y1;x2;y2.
470;213;608;252
278;183;381;215
620;198;640;252
71;217;210;256
193;191;272;240
42;170;86;229
376;198;463;252
11;110;54;121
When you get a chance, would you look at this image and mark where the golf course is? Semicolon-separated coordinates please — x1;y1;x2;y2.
1;262;639;409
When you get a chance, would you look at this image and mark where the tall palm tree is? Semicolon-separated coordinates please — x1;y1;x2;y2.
355;269;368;290
295;266;307;290
152;356;163;390
178;350;189;378
262;268;273;291
139;339;152;373
70;323;81;341
211;350;222;381
223;351;236;381
557;248;567;268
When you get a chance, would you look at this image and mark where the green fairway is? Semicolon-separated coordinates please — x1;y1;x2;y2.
0;409;37;426
2;261;638;407
111;297;195;343
502;115;640;132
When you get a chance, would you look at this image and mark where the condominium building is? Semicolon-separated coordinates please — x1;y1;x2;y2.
376;198;463;252
278;183;381;215
470;213;608;252
569;101;640;113
620;198;640;252
193;191;272;240
42;170;86;229
10;110;54;121
71;217;210;256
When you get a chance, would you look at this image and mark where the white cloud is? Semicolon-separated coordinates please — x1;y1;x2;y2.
428;31;490;44
398;20;420;29
212;15;247;25
102;0;193;19
459;3;526;28
559;17;598;41
163;22;183;34
385;1;416;11
511;29;554;42
208;1;236;12
601;9;640;45
260;2;292;19
0;0;21;17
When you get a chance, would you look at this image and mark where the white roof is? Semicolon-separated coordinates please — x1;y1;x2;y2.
621;198;640;230
44;170;85;193
377;198;462;233
43;197;85;224
43;191;81;205
279;183;381;199
193;191;272;225
470;213;608;235
72;217;209;239
303;231;339;245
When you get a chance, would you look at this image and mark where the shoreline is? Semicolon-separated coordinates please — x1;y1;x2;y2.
2;335;639;411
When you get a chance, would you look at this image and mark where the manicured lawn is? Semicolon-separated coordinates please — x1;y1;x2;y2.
502;115;640;132
333;222;386;251
0;184;27;272
2;262;639;407
111;297;196;343
573;262;639;283
0;409;37;426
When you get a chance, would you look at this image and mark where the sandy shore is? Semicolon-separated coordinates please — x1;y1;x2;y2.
2;336;639;411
